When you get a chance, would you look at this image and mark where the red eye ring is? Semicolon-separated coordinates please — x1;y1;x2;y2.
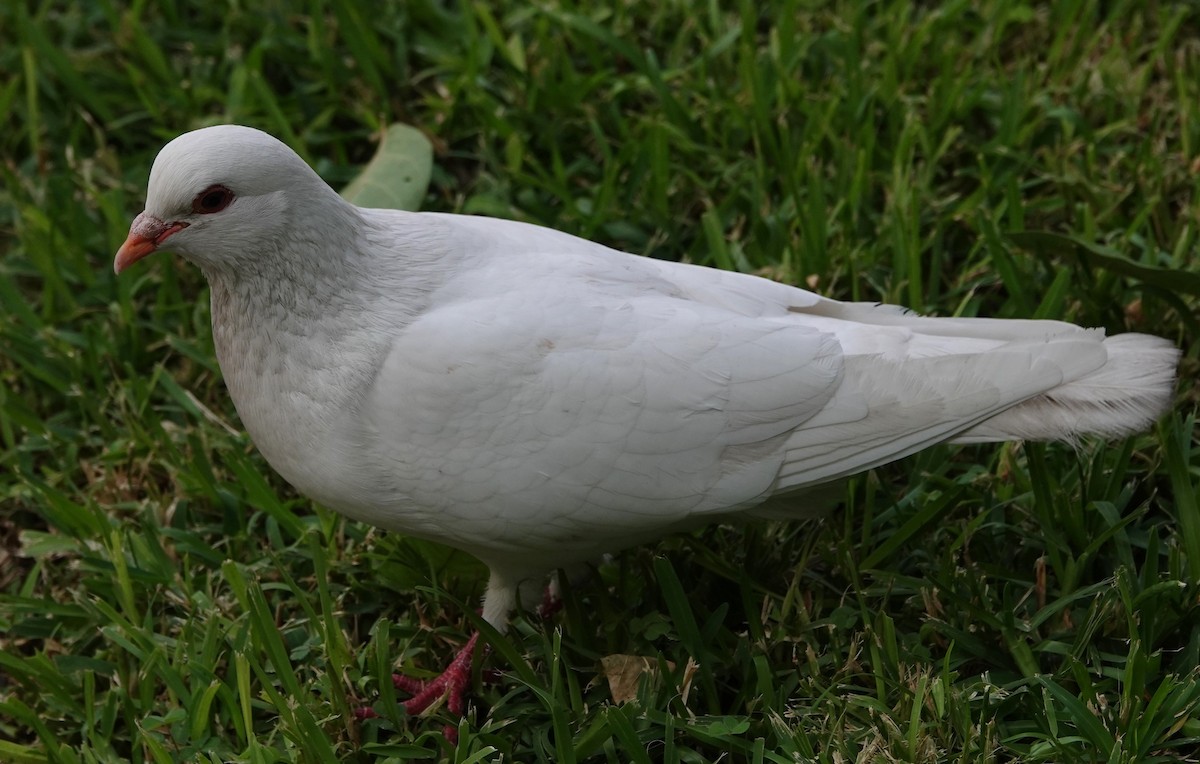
192;184;235;214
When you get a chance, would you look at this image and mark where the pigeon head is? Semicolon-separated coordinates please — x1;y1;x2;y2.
114;125;345;274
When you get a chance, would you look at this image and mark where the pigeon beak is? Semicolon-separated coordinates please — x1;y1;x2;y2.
114;212;189;274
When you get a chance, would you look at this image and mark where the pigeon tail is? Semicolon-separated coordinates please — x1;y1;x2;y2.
952;333;1179;444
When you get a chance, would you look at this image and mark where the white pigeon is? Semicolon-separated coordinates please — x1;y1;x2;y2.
115;124;1179;724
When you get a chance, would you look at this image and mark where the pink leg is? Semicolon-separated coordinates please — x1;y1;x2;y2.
355;632;480;742
537;583;563;620
395;632;478;716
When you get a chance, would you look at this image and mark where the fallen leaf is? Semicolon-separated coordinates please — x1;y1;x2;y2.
600;654;672;704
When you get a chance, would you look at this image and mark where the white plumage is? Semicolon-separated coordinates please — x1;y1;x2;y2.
116;124;1178;689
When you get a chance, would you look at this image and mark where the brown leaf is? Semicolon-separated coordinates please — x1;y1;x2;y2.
600;654;672;704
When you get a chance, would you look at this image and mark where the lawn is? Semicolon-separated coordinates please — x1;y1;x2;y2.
2;1;1199;762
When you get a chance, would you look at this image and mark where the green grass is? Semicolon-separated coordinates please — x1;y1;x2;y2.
3;0;1199;761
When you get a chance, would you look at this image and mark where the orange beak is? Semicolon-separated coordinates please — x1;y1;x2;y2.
113;212;189;274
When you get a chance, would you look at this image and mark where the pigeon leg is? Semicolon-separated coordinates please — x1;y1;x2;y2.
355;574;516;741
537;582;563;619
392;632;479;716
354;632;479;732
537;561;603;619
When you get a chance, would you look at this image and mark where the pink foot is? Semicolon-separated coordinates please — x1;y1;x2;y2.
355;633;480;742
537;586;563;620
395;632;478;716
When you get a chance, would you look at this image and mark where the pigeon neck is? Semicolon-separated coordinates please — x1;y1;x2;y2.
201;197;363;304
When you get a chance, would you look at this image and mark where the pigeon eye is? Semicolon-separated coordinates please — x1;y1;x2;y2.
192;185;234;214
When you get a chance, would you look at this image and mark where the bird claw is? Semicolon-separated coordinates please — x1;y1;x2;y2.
391;674;428;694
537;586;563;620
357;632;480;742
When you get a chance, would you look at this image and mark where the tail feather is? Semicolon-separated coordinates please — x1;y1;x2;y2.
953;333;1179;444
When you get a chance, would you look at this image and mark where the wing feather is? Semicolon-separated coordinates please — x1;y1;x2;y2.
344;213;1152;572
356;282;842;562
